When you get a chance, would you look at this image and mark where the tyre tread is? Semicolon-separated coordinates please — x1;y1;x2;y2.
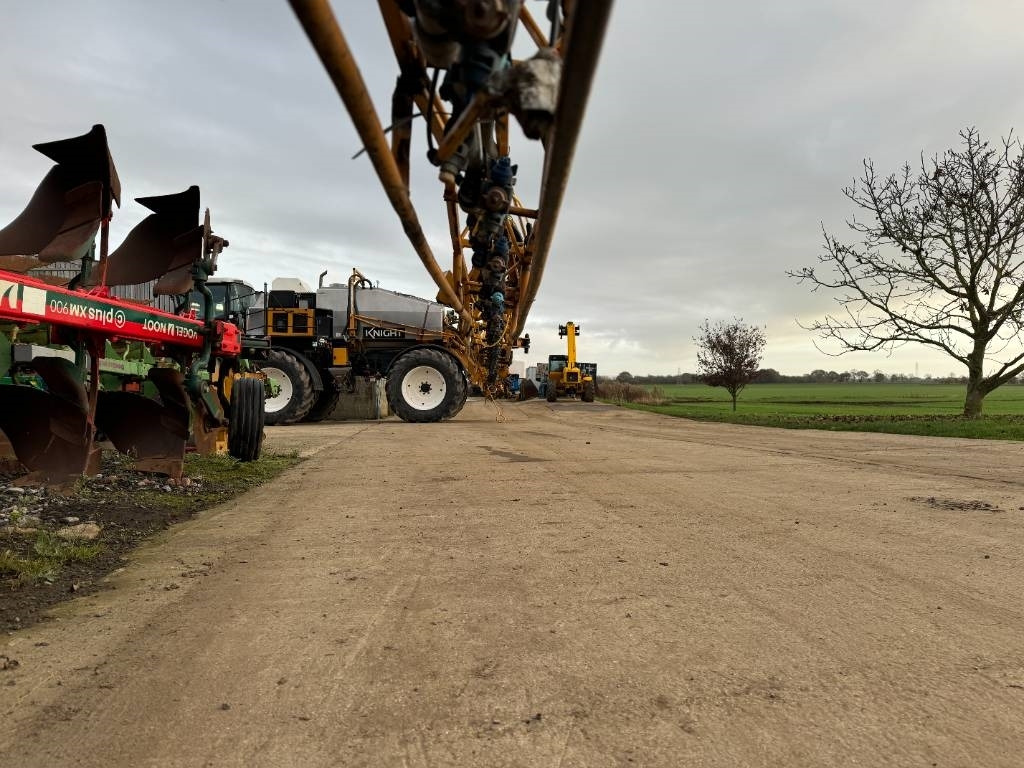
228;377;265;461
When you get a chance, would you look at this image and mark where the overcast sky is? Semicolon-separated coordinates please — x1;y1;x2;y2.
3;1;1024;376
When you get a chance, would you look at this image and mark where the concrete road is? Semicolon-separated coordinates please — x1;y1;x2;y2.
3;399;1024;767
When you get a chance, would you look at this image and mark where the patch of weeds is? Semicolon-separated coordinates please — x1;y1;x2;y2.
598;381;668;405
0;549;58;587
33;531;102;564
188;451;301;490
7;506;30;525
1;532;102;588
176;452;302;508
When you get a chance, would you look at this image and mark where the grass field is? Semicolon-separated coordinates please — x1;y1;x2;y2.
618;383;1024;440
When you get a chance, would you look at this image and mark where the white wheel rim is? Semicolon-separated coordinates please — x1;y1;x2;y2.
401;365;446;411
262;366;293;414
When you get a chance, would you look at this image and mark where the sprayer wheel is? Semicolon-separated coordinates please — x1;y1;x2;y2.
386;348;466;423
228;377;265;461
261;349;316;425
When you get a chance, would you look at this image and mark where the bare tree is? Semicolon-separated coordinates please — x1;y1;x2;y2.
791;128;1024;418
695;319;766;411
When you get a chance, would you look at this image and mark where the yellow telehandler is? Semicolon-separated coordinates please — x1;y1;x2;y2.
546;322;595;403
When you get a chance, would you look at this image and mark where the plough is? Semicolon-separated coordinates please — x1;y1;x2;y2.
0;125;264;484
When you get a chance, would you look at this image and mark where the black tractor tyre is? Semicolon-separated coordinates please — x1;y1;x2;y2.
581;381;595;403
386;348;465;423
228;377;265;461
261;349;316;426
303;379;341;423
546;385;557;403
